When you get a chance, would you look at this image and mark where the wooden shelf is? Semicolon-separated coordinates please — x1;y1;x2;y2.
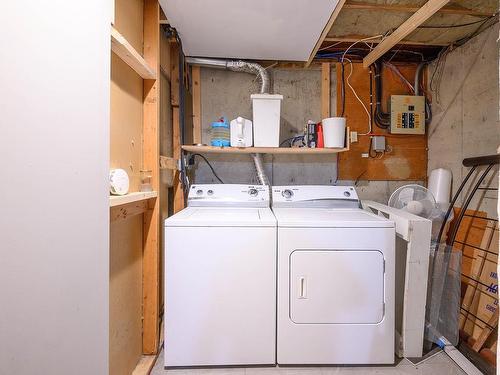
111;26;156;79
181;145;349;154
109;191;158;207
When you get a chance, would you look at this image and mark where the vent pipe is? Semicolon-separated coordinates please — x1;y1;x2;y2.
186;57;271;186
185;57;270;94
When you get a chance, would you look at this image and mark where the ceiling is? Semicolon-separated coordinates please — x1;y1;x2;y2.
159;0;340;61
319;0;498;61
160;0;498;63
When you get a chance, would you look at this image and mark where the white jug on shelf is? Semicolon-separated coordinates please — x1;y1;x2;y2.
230;117;253;147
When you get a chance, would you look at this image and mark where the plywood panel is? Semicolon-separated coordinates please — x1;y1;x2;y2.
337;62;427;180
111;54;144;190
110;0;146;370
110;216;143;375
114;0;144;52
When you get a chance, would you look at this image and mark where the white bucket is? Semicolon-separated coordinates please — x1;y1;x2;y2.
322;117;346;148
251;94;283;147
428;168;452;209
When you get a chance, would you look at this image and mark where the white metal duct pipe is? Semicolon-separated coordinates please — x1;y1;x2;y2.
251;153;269;186
185;57;270;94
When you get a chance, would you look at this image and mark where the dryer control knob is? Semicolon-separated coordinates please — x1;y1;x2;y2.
207;189;214;196
282;189;294;199
196;189;203;196
344;191;351;197
248;188;258;197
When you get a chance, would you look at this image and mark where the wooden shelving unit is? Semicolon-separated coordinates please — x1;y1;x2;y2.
109;191;158;207
181;145;349;154
111;26;156;79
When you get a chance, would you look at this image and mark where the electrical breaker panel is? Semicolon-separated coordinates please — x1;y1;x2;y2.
390;95;425;135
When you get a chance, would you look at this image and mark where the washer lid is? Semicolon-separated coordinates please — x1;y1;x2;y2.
272;208;394;228
165;207;276;227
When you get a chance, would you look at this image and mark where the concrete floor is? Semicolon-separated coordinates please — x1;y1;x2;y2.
151;350;466;375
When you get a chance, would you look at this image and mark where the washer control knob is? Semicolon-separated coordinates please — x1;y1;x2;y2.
248;188;258;197
344;191;351;197
282;189;294;199
207;189;214;196
196;189;203;196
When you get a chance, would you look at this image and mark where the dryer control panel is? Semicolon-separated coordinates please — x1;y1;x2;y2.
188;184;270;207
272;185;360;208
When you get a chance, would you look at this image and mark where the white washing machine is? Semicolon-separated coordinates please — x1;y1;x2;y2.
272;185;395;365
164;184;276;367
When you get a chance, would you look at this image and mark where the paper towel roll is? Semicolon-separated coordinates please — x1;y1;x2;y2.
428;168;452;207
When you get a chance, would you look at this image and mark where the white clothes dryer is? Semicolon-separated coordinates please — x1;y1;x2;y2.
272;185;395;365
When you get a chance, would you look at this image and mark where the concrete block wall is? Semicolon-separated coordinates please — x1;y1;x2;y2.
427;24;499;218
194;66;422;203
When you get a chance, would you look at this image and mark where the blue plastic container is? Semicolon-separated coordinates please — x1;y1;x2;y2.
210;118;230;147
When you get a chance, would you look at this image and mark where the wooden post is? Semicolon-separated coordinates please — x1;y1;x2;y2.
321;63;330;120
170;41;185;213
192;66;202;144
142;0;160;355
363;0;450;68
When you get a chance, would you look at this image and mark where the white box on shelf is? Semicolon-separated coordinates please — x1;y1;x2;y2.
251;94;283;147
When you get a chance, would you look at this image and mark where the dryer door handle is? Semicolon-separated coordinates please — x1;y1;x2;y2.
298;276;307;299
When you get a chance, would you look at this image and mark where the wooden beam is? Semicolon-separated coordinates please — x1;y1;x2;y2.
159;155;177;170
323;35;449;47
131;354;158;375
192;66;202;144
321;63;330;120
170;40;185;214
111;26;156;80
363;0;451;68
110;200;148;222
344;1;493;17
142;0;160;355
305;0;346;67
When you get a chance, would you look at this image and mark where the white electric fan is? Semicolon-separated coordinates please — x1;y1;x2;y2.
388;184;437;218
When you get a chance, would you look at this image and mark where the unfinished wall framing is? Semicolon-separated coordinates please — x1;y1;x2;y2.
109;0;167;373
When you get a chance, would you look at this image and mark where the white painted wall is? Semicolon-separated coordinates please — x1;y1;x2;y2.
428;25;499;218
0;1;110;374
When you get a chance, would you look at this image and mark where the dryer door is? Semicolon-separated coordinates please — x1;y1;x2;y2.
290;250;385;324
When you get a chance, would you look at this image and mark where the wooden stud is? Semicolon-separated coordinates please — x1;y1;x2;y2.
142;0;160;355
170;40;185;214
192;66;202;144
363;0;451;68
343;1;494;17
131;354;158;375
172;106;185;213
111;26;156;79
323;35;448;47
110;200;149;222
305;0;346;67
159;155;177;170
321;63;331;120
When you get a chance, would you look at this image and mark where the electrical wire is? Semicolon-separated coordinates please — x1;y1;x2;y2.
190;153;224;184
344;58;372;135
279;136;305;147
418;16;494;29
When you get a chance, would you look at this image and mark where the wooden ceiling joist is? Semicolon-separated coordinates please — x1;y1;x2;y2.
344;1;494;17
323;35;449;46
305;0;347;67
363;0;451;68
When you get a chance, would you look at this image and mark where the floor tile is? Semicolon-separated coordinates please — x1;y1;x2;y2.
150;349;467;375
